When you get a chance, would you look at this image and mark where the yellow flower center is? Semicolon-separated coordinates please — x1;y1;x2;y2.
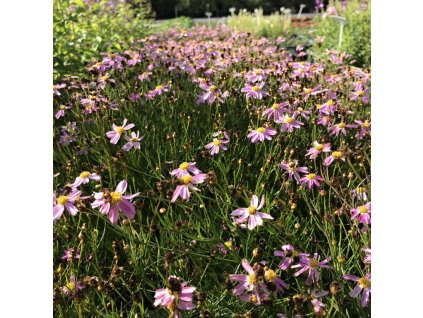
315;144;324;151
209;85;217;92
248;273;256;284
288;161;296;168
66;282;75;291
297;107;304;113
224;241;232;248
179;175;193;185
131;137;138;142
57;196;68;206
356;187;366;193
337;123;346;129
357;90;364;96
155;85;163;91
116;127;125;134
179;162;190;170
358;277;371;288
332;151;342;159
248;206;257;215
363;121;370;129
60;105;66;110
101;75;109;81
110;192;122;205
285;117;294;124
252;86;260;92
80;171;91;179
53;85;57;90
272;103;279;110
213;139;221;146
306;174;316;180
358;205;368;214
264;269;277;282
254;69;262;75
309;259;319;267
304;88;312;94
256;127;266;133
327;100;334;106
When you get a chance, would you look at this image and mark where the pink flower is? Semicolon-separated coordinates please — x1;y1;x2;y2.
91;180;139;224
53;190;82;220
230;195;273;230
197;83;223;105
299;173;324;189
247;127;277;143
306;141;331;159
241;83;269;99
351;202;371;225
323;150;345;166
170;162;201;178
352;187;368;201
363;248;371;265
71;171;100;188
280;160;308;183
205;131;230;155
350;84;369;104
292;253;332;285
262;101;289;121
61;248;80;262
55;104;71;119
122;131;143;151
146;84;170;99
343;273;371;307
330;122;355;137
171;174;208;203
154;276;196;316
106;119;135;144
276;113;303;132
53;83;66;96
274;244;308;270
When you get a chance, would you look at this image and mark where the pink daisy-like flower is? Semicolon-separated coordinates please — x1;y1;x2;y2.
53;189;82;220
276;113;303;133
293;107;311;120
299;173;324;189
61;248;80;262
274;244;309;270
351;202;371;225
343;273;371;307
61;275;85;296
71;171;101;188
291;253;332;285
197;83;223;105
230;195;273;230
352;187;368;201
106;119;135;144
363;248;371;265
170;162;201;178
330;122;356;137
91;180;139;224
154;276;196;316
349;84;369;104
205;131;230;155
122;131;143;151
323;150;345;166
280;160;308;183
306;141;331;159
53;83;66;96
171;174;208;203
55;104;71;119
247;127;277;143
241;83;269;99
262;101;289;121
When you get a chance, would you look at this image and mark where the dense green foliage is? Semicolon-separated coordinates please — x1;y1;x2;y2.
53;0;154;81
310;0;371;67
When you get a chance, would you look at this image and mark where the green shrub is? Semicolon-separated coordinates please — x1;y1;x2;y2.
156;16;193;31
310;0;370;67
53;0;154;81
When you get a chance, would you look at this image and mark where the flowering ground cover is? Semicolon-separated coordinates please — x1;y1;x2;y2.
53;24;370;317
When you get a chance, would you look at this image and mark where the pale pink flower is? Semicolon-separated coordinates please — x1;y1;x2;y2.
71;171;100;188
205;131;230;155
351;202;371;225
170;162;201;177
106;119;135;144
343;273;371;307
276;113;303;133
262;101;289;121
330;122;356;137
241;83;269;99
171;174;208;203
91;180;139;224
247;127;277;143
306;141;331;159
122;131;143;151
323;150;345;166
230;195;273;230
53;190;82;220
292;253;332;285
299;173;324;189
280;160;308;183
